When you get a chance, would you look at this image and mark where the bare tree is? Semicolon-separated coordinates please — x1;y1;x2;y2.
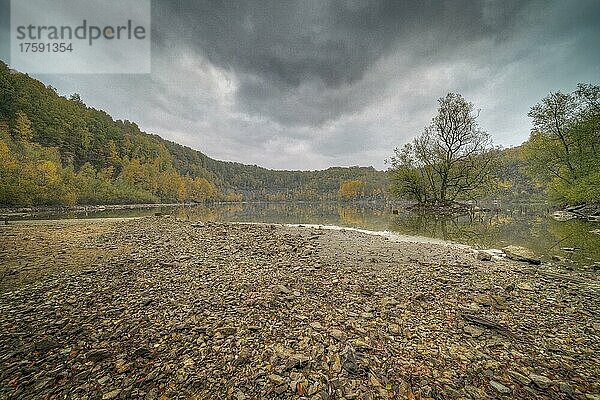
389;93;497;205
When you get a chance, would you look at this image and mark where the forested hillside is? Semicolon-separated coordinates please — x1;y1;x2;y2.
493;146;546;202
0;62;387;206
161;137;386;201
6;60;590;209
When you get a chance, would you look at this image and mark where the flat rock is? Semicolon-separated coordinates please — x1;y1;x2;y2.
268;374;286;386
502;245;541;264
509;370;531;385
102;389;121;400
309;321;323;330
559;382;573;395
276;285;291;295
517;282;534;291
87;349;111;362
490;380;511;394
34;338;59;352
330;329;346;341
464;325;484;337
216;326;237;336
529;373;553;389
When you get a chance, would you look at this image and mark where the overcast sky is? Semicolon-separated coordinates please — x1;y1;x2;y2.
1;0;599;170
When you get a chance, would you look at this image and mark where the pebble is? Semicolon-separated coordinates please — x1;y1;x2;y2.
559;382;574;395
277;285;291;295
268;374;286;386
509;370;531;385
309;321;323;330
330;329;346;341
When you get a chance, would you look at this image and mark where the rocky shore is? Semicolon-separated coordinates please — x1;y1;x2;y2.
553;204;600;223
1;217;599;399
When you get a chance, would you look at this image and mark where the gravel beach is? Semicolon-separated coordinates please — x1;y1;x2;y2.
1;216;599;399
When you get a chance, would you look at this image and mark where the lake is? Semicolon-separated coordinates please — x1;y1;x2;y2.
7;202;600;268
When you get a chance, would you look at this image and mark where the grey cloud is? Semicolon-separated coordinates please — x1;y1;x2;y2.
17;0;600;170
151;0;537;125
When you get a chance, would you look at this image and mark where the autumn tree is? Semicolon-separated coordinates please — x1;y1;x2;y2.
13;111;34;142
388;93;497;205
0;138;18;204
338;179;365;200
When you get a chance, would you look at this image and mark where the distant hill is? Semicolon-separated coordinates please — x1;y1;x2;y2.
0;61;387;206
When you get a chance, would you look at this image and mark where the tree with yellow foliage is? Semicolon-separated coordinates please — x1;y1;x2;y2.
13;111;34;142
338;179;365;200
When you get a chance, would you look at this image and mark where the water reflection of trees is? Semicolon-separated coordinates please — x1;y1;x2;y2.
388;212;498;242
338;205;389;230
547;219;600;264
388;206;599;262
389;206;546;248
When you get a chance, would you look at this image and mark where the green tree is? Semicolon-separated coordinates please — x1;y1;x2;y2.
0;138;19;204
388;93;497;205
69;93;84;105
523;83;600;203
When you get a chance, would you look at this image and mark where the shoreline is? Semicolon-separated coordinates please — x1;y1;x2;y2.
1;217;599;399
3;218;569;264
283;223;471;247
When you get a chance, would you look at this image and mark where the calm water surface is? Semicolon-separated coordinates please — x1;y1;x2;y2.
10;202;600;267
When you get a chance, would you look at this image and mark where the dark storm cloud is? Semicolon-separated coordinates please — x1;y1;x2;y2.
5;0;599;169
156;0;525;85
152;0;532;125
